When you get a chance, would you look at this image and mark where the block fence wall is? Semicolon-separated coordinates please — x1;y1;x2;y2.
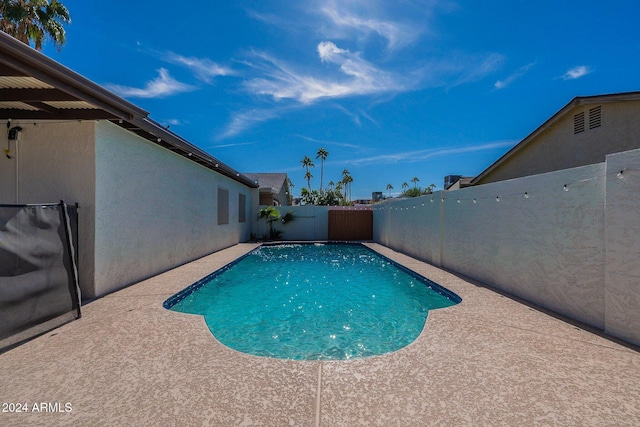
373;147;640;346
254;205;373;241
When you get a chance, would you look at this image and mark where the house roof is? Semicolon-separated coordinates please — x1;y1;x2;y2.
244;173;288;194
471;91;640;185
446;177;473;190
0;31;257;188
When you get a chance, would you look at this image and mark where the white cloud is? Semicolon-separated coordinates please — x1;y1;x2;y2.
105;68;196;99
223;1;503;137
295;134;365;149
250;0;443;52
562;65;591;80
243;43;405;104
347;140;516;166
494;62;536;90
320;4;420;49
317;0;424;50
219;108;282;139
163;52;234;83
442;53;505;90
318;41;347;62
212;141;258;149
358;109;380;127
162;118;183;127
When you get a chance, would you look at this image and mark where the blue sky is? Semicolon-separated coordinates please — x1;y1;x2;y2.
42;0;640;199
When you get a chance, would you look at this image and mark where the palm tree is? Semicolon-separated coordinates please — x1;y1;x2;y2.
386;183;393;198
286;177;294;204
424;183;436;195
341;170;353;202
411;177;420;188
341;169;350;199
304;170;313;190
401;182;408;193
300;155;315;189
344;175;354;201
259;205;281;239
0;0;71;51
328;180;335;189
316;148;329;191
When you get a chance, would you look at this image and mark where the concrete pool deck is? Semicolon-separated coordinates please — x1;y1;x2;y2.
1;242;639;426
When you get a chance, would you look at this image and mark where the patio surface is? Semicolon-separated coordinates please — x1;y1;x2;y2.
1;243;639;426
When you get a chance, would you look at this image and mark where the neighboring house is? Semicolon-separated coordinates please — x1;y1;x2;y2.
0;31;259;299
444;175;473;190
244;173;291;206
472;91;640;185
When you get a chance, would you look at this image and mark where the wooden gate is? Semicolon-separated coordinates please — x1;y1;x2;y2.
328;209;373;241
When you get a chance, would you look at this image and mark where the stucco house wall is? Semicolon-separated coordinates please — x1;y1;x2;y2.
0;121;97;297
94;121;255;297
476;98;640;184
0;120;256;299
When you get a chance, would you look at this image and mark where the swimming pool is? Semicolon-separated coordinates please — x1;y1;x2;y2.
164;243;460;360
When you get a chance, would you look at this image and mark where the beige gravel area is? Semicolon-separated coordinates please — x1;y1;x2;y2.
1;242;639;426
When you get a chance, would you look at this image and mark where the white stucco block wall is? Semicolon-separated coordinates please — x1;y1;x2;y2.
604;148;640;344
373;164;607;330
0;121;96;298
373;196;442;266
94;121;252;297
441;165;606;328
256;205;328;241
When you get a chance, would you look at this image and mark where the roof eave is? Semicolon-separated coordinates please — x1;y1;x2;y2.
0;31;258;189
0;31;147;120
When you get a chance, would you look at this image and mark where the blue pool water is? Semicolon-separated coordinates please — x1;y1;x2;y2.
164;244;460;360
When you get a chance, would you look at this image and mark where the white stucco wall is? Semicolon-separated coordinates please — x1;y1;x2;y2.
374;162;629;341
442;165;606;328
256;205;329;241
373;197;442;266
0;121;96;298
94;121;254;297
604;149;640;343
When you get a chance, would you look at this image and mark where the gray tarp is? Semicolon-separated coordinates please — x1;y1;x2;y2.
0;202;80;352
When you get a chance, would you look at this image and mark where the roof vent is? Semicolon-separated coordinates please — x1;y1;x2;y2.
574;112;585;134
589;105;602;129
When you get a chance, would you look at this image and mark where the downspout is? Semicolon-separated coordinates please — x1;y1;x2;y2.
4;121;21;204
12;128;21;204
15;136;20;204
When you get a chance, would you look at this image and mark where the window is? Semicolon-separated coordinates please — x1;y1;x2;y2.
589;105;602;129
573;112;585;134
217;187;229;225
238;193;246;223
